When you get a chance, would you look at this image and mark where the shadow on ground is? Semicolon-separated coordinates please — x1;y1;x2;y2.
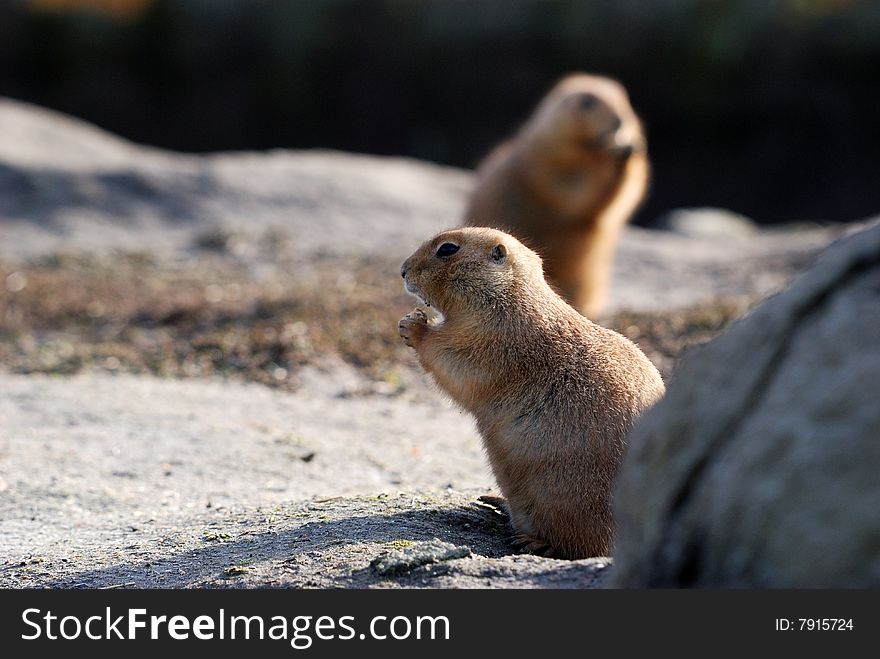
41;499;520;588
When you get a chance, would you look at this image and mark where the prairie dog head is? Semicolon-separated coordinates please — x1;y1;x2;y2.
526;73;645;158
400;227;545;317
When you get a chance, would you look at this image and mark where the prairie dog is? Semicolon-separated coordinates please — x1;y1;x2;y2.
399;227;664;558
464;74;649;317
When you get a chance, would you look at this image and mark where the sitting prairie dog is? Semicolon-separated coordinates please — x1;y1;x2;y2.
398;227;665;558
464;73;649;317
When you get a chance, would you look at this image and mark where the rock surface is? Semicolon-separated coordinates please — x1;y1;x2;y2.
0;96;843;314
659;207;757;241
612;221;880;587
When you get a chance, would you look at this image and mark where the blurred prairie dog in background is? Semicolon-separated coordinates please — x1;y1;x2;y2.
464;73;649;317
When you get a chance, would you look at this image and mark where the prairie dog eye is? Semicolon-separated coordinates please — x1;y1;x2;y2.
435;242;460;257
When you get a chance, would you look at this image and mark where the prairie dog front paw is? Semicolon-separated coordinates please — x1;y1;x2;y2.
398;308;429;348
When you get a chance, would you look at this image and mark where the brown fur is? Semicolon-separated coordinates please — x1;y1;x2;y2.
464;73;649;317
399;228;665;558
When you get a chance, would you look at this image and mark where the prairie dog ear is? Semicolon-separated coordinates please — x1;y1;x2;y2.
491;243;507;262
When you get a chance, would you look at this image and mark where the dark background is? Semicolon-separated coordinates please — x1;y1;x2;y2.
2;0;878;225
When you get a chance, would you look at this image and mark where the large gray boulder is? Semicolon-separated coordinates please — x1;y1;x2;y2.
612;220;880;587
